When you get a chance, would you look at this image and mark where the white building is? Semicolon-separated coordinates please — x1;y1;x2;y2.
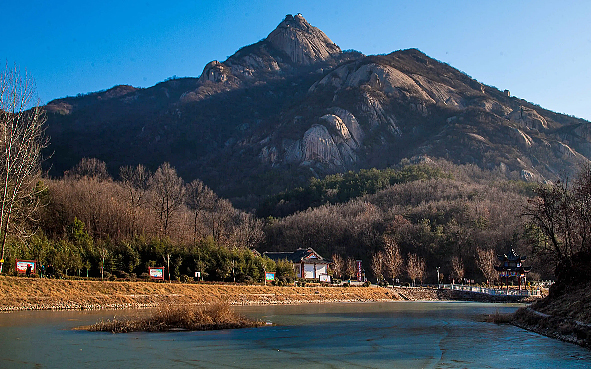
263;247;331;280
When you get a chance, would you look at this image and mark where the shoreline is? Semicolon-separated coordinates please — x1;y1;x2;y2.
0;276;535;312
511;307;591;349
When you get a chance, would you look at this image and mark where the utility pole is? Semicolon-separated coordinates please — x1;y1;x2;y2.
436;267;440;289
166;254;171;282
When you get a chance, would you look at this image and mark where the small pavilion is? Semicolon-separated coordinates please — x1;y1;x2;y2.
494;249;531;291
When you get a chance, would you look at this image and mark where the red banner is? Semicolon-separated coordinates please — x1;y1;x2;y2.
356;260;362;281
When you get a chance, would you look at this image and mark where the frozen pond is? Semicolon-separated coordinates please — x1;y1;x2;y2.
1;301;590;368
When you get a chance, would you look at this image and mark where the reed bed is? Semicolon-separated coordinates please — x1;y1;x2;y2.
87;302;265;333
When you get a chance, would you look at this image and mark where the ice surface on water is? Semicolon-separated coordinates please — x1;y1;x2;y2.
1;302;591;368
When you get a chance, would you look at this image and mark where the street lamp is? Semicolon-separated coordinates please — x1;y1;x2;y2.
436;267;440;289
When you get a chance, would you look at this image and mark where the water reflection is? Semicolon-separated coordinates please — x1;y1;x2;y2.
1;302;590;368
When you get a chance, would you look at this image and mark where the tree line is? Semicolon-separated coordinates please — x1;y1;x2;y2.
2;155;564;286
1;157;299;283
261;162;545;285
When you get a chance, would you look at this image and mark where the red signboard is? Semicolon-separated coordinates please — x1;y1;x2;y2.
149;267;165;280
16;259;36;274
356;260;362;281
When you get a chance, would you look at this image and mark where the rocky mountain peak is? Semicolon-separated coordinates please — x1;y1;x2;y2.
266;13;341;65
43;14;591;206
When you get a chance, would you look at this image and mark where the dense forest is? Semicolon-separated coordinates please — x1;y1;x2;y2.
1;153;563;285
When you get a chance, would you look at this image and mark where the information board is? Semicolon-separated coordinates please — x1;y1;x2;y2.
16;260;36;274
149;267;165;280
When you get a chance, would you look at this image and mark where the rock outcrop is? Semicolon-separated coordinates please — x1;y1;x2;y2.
508;106;549;130
266;14;341;65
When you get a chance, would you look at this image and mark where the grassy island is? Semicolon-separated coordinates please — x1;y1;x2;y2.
86;303;265;333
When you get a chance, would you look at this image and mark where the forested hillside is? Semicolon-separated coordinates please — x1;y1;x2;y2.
1;156;553;285
261;159;546;283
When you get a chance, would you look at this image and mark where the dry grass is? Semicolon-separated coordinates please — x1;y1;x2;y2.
0;276;435;311
483;311;514;324
86;302;265;333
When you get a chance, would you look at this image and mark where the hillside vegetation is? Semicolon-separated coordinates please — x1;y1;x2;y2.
261;160;544;282
258;164;450;217
0;156;552;287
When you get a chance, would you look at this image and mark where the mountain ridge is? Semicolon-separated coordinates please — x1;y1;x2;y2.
43;14;591;208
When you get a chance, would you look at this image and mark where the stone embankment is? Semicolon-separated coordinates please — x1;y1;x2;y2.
0;276;535;312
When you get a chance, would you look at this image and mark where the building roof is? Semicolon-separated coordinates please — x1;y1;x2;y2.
263;248;331;264
495;249;531;273
497;248;527;262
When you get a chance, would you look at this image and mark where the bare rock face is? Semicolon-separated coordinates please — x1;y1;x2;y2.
360;92;401;133
479;98;512;116
330;107;364;144
314;63;432;102
555;142;578;158
279;108;364;169
320;114;353;142
508;127;533;148
199;61;231;83
301;124;342;166
411;74;465;109
259;145;279;165
521;169;536;181
508;106;549;131
266;14;341;65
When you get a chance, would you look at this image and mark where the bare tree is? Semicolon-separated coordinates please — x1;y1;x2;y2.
382;236;403;283
185;179;217;242
345;257;356;280
371;251;384;282
229;212;264;250
450;256;465;284
331;254;344;279
210;198;237;246
475;247;497;285
119;164;150;208
0;63;48;273
148;163;186;236
119;164;151;235
407;253;426;286
524;167;591;266
67;158;111;181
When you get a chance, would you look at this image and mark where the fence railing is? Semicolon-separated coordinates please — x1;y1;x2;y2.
441;284;541;297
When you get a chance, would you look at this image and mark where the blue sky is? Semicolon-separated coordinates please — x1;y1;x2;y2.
5;1;591;120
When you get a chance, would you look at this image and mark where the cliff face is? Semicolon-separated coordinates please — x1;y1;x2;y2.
43;14;591;206
266;14;341;65
252;49;589;182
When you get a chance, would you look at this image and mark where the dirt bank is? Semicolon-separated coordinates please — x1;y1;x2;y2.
0;277;438;311
511;282;591;349
0;277;536;312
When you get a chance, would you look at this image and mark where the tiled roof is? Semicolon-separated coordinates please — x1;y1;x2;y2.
263;247;331;264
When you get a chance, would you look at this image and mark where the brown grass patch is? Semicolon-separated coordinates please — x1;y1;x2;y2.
86;302;265;333
483;311;514;324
